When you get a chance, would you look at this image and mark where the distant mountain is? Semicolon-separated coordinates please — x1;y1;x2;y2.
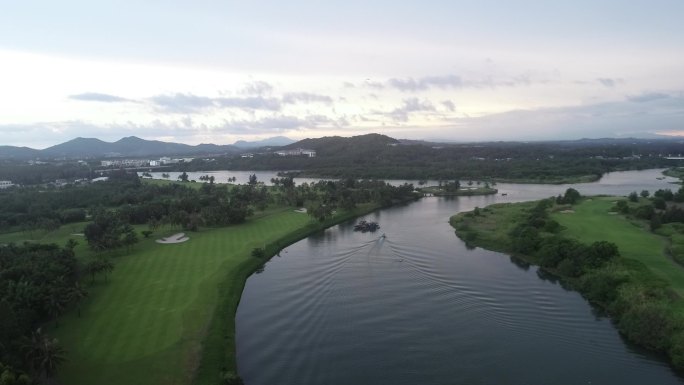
0;136;240;160
0;145;41;160
232;136;295;148
285;133;399;156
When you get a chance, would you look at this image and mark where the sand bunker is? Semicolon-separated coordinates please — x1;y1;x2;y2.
560;210;575;214
294;208;307;213
156;233;190;244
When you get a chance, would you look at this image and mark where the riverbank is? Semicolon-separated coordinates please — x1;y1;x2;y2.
193;196;420;384
450;196;684;370
418;186;498;196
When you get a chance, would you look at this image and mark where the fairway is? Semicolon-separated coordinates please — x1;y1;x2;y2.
52;209;311;385
552;197;684;297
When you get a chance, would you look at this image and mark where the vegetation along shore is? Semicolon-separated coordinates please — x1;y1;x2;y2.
0;171;418;385
450;186;684;370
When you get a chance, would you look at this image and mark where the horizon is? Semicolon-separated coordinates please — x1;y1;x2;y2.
11;131;684;152
2;1;683;147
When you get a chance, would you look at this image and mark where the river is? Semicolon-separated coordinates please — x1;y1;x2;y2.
235;169;683;385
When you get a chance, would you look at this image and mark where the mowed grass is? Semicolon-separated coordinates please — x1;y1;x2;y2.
552;197;684;297
50;209;311;385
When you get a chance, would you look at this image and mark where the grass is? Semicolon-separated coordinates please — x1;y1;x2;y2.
551;197;684;298
47;208;312;385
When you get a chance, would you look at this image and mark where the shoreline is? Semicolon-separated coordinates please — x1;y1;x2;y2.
192;196;420;384
449;197;684;373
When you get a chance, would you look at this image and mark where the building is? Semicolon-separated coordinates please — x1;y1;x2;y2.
150;160;161;166
275;148;316;157
0;180;14;189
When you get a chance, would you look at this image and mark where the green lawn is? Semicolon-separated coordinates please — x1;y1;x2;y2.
49;209;311;385
552;197;684;297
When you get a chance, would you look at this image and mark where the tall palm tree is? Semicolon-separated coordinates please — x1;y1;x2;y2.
23;328;67;380
68;282;88;317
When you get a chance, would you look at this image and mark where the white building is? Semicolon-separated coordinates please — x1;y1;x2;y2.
275;148;316;157
0;180;14;189
150;160;161;166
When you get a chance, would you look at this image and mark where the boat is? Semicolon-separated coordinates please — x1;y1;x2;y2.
354;220;380;233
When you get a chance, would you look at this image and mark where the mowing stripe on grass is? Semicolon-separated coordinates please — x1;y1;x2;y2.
53;209;312;385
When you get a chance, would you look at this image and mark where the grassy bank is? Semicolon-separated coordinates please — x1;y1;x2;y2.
191;201;396;385
48;209;311;385
551;198;684;299
3;195;418;385
450;197;684;368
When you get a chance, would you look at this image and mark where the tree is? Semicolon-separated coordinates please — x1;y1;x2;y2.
178;172;189;182
84;211;137;252
22;328;67;380
68;282;88;318
628;191;639;202
248;174;258;186
641;190;650;198
560;188;581;204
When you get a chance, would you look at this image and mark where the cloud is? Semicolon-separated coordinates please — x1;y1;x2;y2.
596;78;623;88
387;75;463;92
218;114;337;135
282;92;333;104
69;92;132;103
367;72;550;92
240;81;274;96
627;92;671;103
441;100;456;112
150;93;281;113
387;98;436;122
445;94;684;140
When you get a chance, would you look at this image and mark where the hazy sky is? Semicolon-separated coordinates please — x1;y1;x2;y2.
1;1;683;148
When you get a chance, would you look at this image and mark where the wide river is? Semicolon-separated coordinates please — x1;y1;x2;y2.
235;169;683;385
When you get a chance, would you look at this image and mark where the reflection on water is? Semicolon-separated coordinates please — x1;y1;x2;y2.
235;169;684;385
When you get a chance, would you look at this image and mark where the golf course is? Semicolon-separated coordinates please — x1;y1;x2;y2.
551;197;684;299
32;208;310;385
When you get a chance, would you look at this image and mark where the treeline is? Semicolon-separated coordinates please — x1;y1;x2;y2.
0;243;81;383
178;137;678;181
0;161;94;186
453;190;684;370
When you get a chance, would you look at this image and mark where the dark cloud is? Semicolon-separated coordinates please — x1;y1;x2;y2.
282;92;333;104
441;100;456;112
69;92;132;103
150;93;281;113
627;92;671;103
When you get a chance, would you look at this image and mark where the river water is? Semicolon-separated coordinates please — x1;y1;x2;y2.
236;169;684;385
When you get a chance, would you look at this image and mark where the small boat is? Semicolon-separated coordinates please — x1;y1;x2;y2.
501;193;508;196
354;220;380;233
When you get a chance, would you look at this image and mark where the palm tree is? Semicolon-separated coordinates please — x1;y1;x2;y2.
99;258;114;282
69;282;88;317
23;328;67;380
45;292;66;328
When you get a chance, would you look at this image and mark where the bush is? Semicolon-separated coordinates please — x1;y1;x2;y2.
251;247;265;258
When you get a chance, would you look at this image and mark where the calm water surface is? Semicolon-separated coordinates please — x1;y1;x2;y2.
236;169;684;385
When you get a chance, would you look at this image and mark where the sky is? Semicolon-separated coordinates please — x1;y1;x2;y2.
1;0;683;148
